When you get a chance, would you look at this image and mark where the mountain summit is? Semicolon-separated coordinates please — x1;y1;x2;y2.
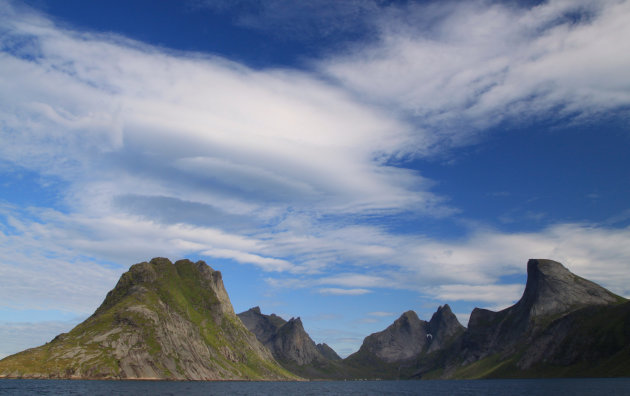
0;258;295;380
518;259;620;322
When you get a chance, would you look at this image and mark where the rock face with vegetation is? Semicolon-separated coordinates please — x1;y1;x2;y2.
0;258;296;380
237;307;343;378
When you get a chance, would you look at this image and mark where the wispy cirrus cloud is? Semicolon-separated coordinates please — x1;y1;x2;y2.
318;288;371;296
1;1;630;350
323;0;630;154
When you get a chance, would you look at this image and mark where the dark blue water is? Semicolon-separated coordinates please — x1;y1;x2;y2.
1;378;629;395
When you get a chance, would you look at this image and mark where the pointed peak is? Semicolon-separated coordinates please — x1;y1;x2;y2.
519;258;621;321
437;304;453;314
193;259;213;271
400;310;419;321
288;317;303;325
429;303;465;338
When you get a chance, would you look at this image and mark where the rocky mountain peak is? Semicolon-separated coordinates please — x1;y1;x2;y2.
237;308;337;368
357;310;428;363
518;259;620;322
316;343;342;361
426;304;465;353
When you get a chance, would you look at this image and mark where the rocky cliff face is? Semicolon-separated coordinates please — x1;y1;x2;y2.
459;259;622;365
343;306;464;379
0;258;295;380
316;342;341;361
431;259;628;379
426;305;466;353
237;307;337;367
355;311;429;363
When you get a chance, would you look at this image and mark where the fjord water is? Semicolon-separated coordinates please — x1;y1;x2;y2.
1;379;630;396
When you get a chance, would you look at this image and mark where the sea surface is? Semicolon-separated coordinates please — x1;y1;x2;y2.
1;378;629;396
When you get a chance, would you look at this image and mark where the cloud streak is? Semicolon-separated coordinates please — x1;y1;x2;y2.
0;1;629;349
324;0;630;154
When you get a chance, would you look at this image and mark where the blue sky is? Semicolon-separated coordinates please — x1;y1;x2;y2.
1;0;629;358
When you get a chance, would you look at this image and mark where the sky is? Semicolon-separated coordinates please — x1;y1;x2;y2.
0;0;629;359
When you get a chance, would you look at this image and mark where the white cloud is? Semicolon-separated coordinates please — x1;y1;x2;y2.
318;288;371;296
368;311;395;317
264;222;630;308
425;284;524;306
0;1;629;355
323;0;630;154
0;3;434;220
0;0;442;315
202;248;296;272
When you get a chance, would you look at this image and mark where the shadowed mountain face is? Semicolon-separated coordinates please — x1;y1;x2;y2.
343;305;465;378
356;311;429;363
460;259;623;365
431;259;629;379
427;305;466;353
0;258;295;380
346;259;629;380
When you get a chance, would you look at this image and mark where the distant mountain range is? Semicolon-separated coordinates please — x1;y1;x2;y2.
1;258;628;380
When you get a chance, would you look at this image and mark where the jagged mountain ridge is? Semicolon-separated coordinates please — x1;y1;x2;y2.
0;258;296;380
1;257;628;380
343;304;465;378
344;259;628;379
237;307;341;377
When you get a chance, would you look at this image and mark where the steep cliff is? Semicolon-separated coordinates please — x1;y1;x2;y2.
434;259;628;379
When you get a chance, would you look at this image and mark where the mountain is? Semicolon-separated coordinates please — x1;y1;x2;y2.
0;258;296;380
345;259;629;380
237;307;344;378
1;257;627;380
316;343;341;361
344;306;464;378
422;259;629;379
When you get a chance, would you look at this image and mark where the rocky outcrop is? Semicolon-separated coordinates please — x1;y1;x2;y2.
269;317;322;365
316;343;341;360
0;258;295;380
355;311;428;363
237;306;287;346
237;307;346;379
343;306;464;379
237;307;336;366
426;305;466;353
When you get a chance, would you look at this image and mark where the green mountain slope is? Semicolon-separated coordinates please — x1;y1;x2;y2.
0;258;298;380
